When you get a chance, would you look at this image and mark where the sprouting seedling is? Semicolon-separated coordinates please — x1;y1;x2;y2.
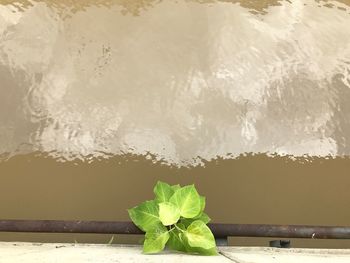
128;181;217;255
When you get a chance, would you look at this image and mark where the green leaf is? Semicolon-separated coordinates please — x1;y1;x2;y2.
186;245;218;256
179;232;218;256
167;223;186;252
154;181;175;203
176;222;186;231
199;196;206;213
158;202;181;226
197;212;211;224
180;212;211;227
184;220;216;250
143;225;170;254
179;195;209;227
128;200;161;232
180;218;193;228
167;229;187;252
169;185;201;218
171;184;181;191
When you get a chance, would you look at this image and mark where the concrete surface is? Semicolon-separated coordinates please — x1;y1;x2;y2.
220;246;350;263
0;242;349;263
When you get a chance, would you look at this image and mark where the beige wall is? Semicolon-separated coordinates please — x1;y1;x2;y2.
0;0;350;247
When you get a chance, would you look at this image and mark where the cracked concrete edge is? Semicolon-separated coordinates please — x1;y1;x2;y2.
218;251;241;263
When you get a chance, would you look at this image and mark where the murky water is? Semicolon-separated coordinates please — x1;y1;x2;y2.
0;0;350;248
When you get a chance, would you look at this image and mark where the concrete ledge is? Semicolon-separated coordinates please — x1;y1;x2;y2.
0;242;350;262
220;246;350;263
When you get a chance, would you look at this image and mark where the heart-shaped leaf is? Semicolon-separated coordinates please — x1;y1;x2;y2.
184;220;216;250
154;181;175;203
167;229;187;252
171;184;181;191
159;202;180;226
169;185;201;218
143;225;170;254
128;200;161;232
179;231;218;256
199;196;206;213
185;244;218;256
181;212;211;227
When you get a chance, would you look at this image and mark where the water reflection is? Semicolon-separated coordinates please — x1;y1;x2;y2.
0;0;350;166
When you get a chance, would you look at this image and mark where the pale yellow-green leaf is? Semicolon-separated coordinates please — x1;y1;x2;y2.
169;185;201;218
199;196;206;213
171;184;181;191
154;181;175;202
143;225;169;254
185;220;216;250
159;202;181;226
128;200;160;232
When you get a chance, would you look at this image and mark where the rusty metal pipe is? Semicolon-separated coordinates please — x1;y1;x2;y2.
209;224;350;239
0;220;142;235
0;220;349;239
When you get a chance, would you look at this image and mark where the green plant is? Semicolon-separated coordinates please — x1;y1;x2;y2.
128;181;218;255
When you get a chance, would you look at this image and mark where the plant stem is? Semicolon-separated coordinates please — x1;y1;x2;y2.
174;224;185;233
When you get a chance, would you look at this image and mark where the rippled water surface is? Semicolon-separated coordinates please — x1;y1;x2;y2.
0;0;350;247
0;0;350;165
